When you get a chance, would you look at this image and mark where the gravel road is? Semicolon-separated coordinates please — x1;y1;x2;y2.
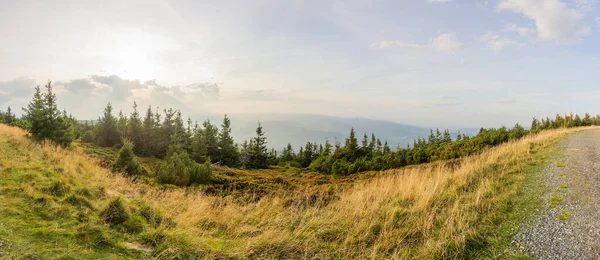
513;129;600;259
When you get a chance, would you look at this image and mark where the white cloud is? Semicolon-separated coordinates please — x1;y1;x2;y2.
504;23;533;37
428;0;450;3
481;32;525;52
431;33;464;52
371;33;464;53
370;41;425;49
497;0;585;42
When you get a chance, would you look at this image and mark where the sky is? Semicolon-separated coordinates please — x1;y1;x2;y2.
1;0;600;128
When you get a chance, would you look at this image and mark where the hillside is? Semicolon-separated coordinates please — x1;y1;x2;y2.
0;123;591;258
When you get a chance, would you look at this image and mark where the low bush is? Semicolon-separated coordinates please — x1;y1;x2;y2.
156;151;211;186
121;215;147;234
112;139;142;176
99;197;129;226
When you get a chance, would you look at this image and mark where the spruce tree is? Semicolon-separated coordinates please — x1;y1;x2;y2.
128;102;143;153
344;128;359;160
442;130;452;143
280;143;295;162
201;120;219;162
369;133;376;154
217;115;239;166
249;123;268;169
52;114;75;147
97;102;120;147
383;141;391;154
23;81;74;146
23;85;46;141
156;108;176;157
240;140;250;169
4;106;14;124
361;133;369;155
113;139;142;176
117;110;128;139
141;106;155;156
322;139;332;156
302;142;314;167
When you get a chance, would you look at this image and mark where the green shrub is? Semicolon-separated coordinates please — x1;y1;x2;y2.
190;160;212;185
99;197;129;226
157;151;211;186
121;215;147;233
45;180;71;196
112;139;142;176
9;118;31;130
80;130;95;143
140;229;166;247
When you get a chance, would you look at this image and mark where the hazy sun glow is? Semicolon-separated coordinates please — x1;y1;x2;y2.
79;27;180;82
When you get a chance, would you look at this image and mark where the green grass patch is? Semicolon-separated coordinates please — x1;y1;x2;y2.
557;184;569;194
558;210;572;221
554;161;565;168
549;194;565;208
0;137;145;259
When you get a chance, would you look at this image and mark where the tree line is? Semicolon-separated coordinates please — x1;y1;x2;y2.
5;81;600;179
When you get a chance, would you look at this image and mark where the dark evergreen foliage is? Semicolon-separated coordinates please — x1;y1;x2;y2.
96;102;120;147
112;139;142;176
21;81;75;147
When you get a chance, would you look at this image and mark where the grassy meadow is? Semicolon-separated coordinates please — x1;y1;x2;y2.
0;123;589;259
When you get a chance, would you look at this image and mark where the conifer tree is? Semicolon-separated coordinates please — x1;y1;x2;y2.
361;133;369;155
442;130;452;143
369;133;376;153
96;102;120;147
113;139;142;176
344;128;359;160
23;85;46;141
268;148;278;166
375;138;383;155
52;114;75;147
217;115;239;166
240;140;250;169
322;139;332;156
302;142;314;167
23;81;74;146
280;143;295;162
3;106;15;124
155;108;176;158
383;141;391;154
201;120;219;161
141;106;155;156
128;102;143;153
530;118;539;133
117;110;128;139
249;123;268;169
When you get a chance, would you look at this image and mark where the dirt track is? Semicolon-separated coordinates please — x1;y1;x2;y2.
514;129;600;259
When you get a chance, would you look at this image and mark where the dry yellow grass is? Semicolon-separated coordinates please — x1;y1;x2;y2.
0;124;591;259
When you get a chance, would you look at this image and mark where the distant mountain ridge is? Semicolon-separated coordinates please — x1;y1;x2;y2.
225;114;435;150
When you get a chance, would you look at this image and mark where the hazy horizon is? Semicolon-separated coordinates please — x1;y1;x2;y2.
2;0;600;128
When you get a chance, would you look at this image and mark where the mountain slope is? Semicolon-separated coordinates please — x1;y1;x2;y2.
0;123;584;259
